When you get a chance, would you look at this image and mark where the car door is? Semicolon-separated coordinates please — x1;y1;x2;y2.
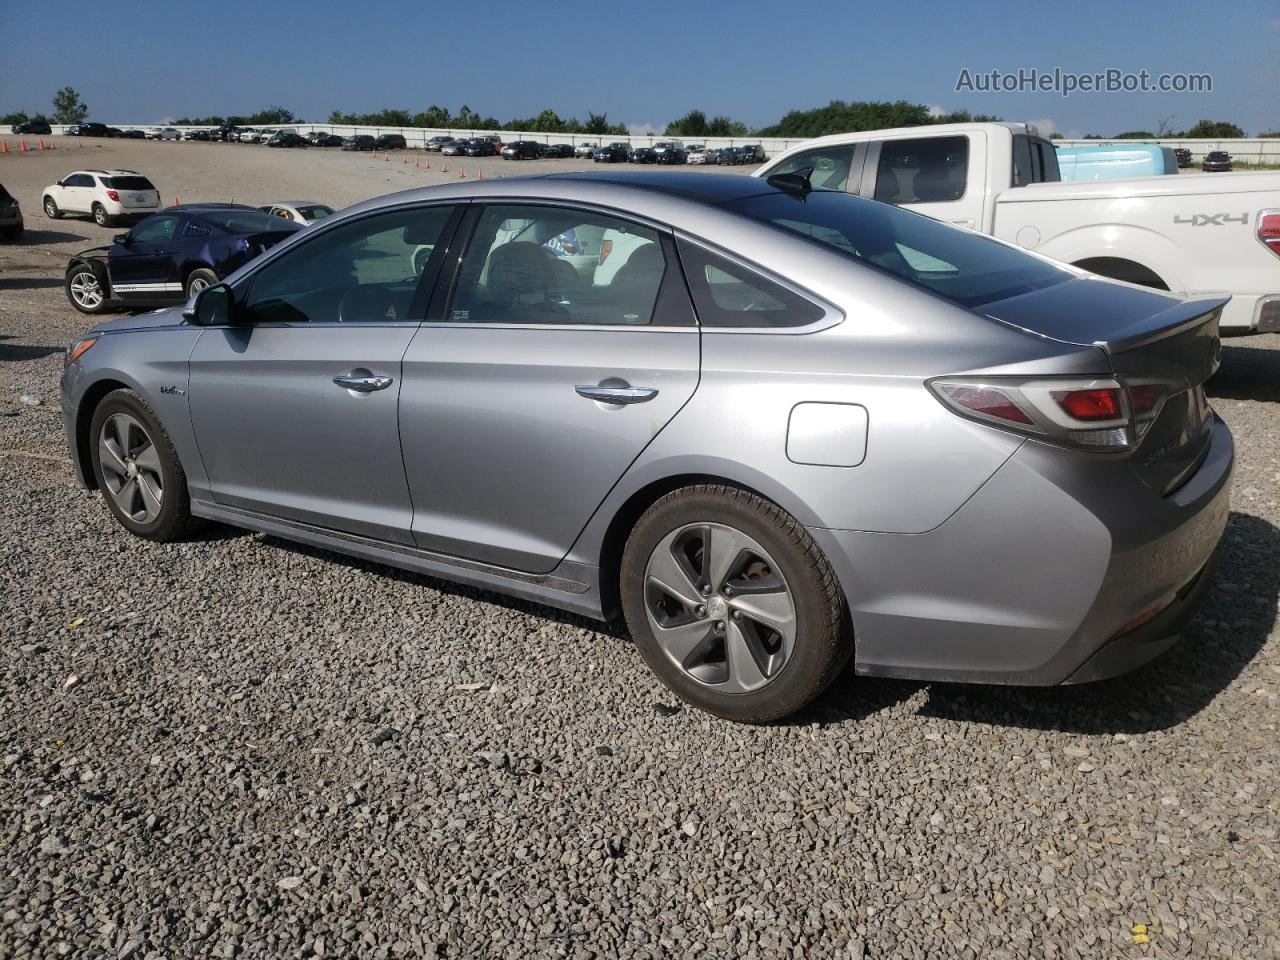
860;132;986;229
61;173;95;213
187;203;463;543
108;214;183;299
399;202;700;573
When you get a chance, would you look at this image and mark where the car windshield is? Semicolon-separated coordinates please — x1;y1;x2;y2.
195;210;304;234
724;189;1070;308
104;176;155;191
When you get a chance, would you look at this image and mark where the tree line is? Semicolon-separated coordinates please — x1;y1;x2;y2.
5;87;1277;139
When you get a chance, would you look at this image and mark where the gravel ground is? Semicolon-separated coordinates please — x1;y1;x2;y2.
2;142;1279;959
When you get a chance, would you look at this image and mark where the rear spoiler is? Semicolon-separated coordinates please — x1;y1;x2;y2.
1095;296;1228;353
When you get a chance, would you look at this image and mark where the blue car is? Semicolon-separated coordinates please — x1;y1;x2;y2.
64;204;303;315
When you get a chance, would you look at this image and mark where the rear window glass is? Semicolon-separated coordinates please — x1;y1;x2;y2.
103;176;155;191
196;210;304;234
725;189;1069;308
676;239;825;328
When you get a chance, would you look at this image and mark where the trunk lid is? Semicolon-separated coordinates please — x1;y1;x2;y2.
981;277;1226;494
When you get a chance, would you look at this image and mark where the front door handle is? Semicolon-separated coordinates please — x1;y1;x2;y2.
575;384;659;405
333;373;394;392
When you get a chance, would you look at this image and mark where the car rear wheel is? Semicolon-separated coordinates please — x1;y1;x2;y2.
90;389;199;542
185;268;218;298
44;196;61;219
66;263;109;314
621;485;849;723
92;203;110;227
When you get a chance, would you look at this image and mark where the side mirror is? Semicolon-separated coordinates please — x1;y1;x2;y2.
183;282;233;326
114;233;131;245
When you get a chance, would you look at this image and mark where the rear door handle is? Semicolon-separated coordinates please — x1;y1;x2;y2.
575;384;659;405
333;373;394;392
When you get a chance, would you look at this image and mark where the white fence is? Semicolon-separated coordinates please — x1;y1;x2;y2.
13;125;1280;164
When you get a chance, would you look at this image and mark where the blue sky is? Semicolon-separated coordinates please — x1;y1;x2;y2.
2;0;1277;135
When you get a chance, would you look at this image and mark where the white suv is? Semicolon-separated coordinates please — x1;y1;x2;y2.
42;169;162;227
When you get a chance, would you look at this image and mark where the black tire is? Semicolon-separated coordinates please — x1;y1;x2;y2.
89;389;199;542
92;203;111;227
184;267;219;298
620;485;848;723
65;261;110;315
43;196;62;219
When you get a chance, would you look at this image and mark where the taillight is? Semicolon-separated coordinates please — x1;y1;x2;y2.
105;189;119;201
1258;211;1280;258
599;239;613;265
929;376;1176;452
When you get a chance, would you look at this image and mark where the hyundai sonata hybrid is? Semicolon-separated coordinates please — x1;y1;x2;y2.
60;171;1232;722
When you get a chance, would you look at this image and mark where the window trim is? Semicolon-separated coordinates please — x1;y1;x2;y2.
672;233;843;335
226;201;467;328
427;199;698;332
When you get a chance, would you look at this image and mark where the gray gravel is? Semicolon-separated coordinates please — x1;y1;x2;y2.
2;196;1279;957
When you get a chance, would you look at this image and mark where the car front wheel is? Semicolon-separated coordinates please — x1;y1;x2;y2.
66;263;109;314
89;389;198;542
44;196;61;219
621;485;849;723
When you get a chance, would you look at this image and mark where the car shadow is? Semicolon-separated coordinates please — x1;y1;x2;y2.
0;341;65;361
10;229;92;245
0;276;63;290
810;510;1278;734
1208;337;1280;402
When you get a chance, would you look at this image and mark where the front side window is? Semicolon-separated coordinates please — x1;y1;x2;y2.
873;136;969;204
449;205;671;326
768;145;858;192
240;205;457;324
724;190;1069;308
130;216;178;244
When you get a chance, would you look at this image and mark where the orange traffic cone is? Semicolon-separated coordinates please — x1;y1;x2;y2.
77;139;83;148
413;158;419;167
1;141;8;154
20;140;28;153
440;164;447;173
402;155;407;164
384;153;390;161
173;197;180;206
425;161;430;169
476;169;483;181
38;138;45;150
458;169;466;179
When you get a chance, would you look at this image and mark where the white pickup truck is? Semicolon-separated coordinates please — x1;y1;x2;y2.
756;122;1280;334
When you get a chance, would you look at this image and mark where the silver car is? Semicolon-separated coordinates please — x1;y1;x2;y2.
60;171;1232;722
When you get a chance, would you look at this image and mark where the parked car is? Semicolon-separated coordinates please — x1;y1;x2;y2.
737;144;766;163
629;146;657;163
342;135;376;152
425;136;454;151
758;121;1280;333
267;131;308;148
651;141;685;164
575;142;598;158
1201;151;1232;172
12;119;52;135
258;201;335;225
121;129;147;140
0;182;22;241
718;147;745;166
464;138;498;157
61;172;1233;722
214;124;242;142
686;145;717;165
501;140;543;160
66;122;109;138
151;128;181;141
374;133;407;151
593;142;630;163
308;132;343;147
43;169;161;227
1174;148;1192;168
541;143;574;159
441;139;468;157
183;129;211;142
63;203;302;314
105;127;124;138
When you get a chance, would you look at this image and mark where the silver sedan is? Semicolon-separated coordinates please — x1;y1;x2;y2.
60;171;1232;721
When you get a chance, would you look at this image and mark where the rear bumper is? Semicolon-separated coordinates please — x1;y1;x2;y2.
812;414;1233;686
1216;294;1280;334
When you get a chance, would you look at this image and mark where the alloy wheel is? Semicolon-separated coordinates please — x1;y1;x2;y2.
643;522;797;693
69;270;104;310
98;413;164;524
187;276;211;295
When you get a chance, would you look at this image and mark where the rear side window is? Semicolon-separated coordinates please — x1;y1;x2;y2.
873;136;968;204
676;239;825;329
768;145;858;192
104;176;155;191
